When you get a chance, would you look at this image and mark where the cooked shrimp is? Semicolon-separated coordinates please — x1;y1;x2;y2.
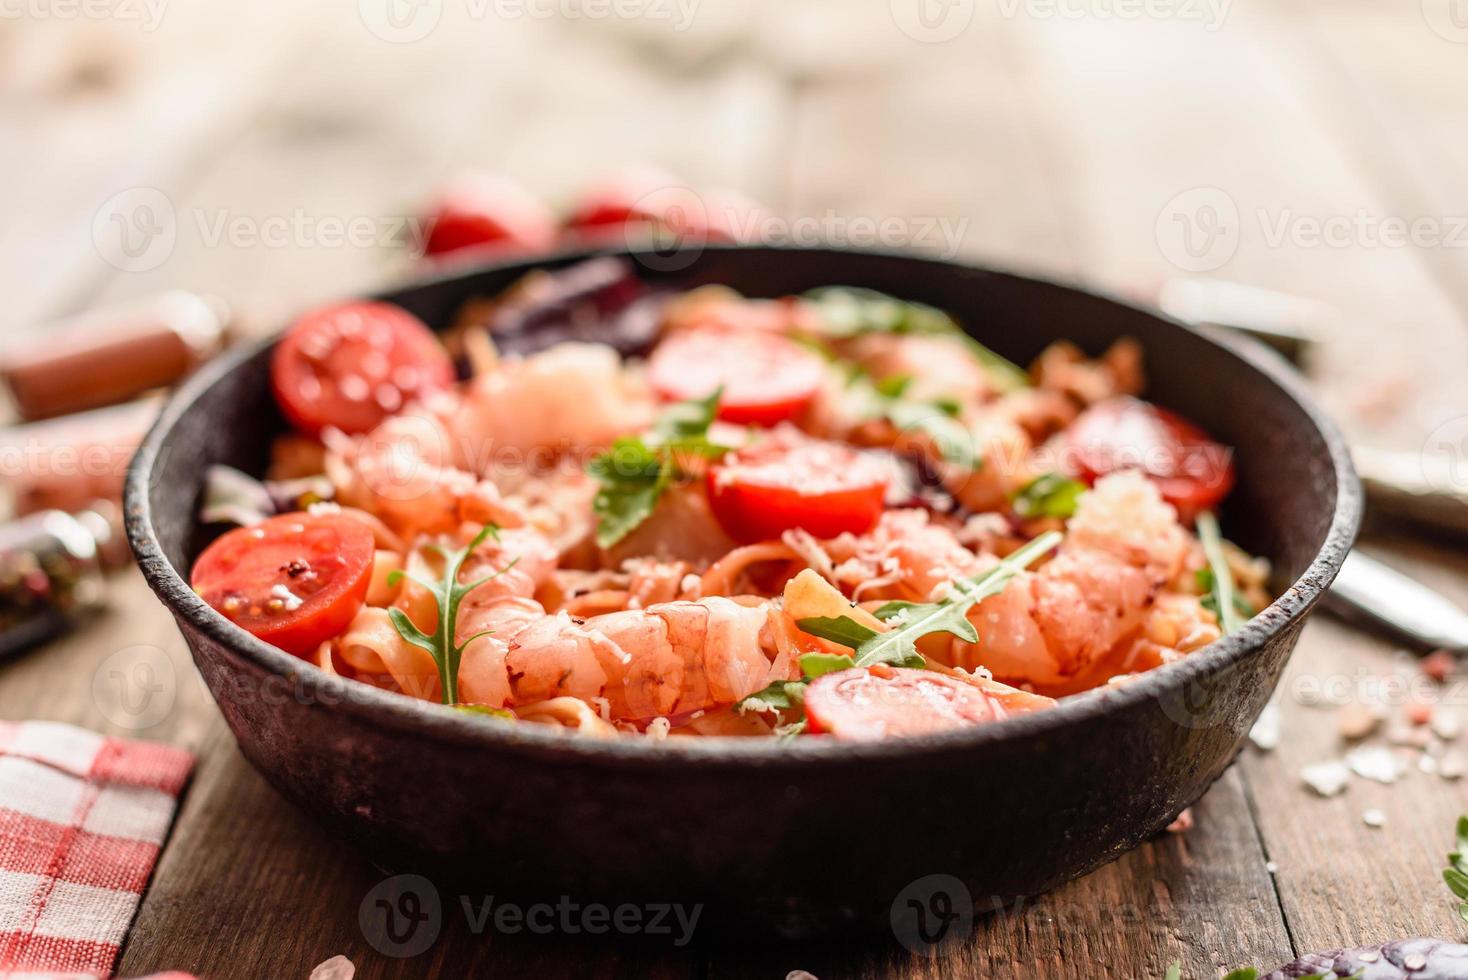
953;471;1190;686
446;342;654;458
455;595;775;723
327;411;522;539
821;509;991;602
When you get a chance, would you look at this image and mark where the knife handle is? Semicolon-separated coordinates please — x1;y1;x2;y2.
1324;550;1468;654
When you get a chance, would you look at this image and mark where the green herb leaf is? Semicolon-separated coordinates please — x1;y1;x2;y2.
1445;867;1468;901
885;399;979;470
795;617;880;649
1196;512;1245;635
1163;965;1181;980
797;652;857;679
1220;970;1258;980
808;531;1063;670
1012;472;1087;520
802;286;1029;393
385;524;505;706
588;392;725;548
737;679;806;712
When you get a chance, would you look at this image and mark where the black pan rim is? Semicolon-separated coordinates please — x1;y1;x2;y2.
123;243;1362;767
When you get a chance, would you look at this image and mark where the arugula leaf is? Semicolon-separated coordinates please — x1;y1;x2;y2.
796;617;879;650
799;530;1063;670
1012;472;1087;520
588;391;727;548
885;399;979;470
1445;815;1468;921
801;286;1029;393
842;368;979;470
1220;971;1259;980
386;524;512;705
1196;512;1245;634
798;652;857;678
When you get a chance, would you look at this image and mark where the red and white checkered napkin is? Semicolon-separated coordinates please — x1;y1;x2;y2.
0;720;196;980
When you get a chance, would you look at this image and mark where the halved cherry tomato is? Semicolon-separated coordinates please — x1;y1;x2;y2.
422;172;558;259
707;437;889;541
190;512;375;657
562;169;760;247
562;167;685;238
271;301;455;436
648;327;826;427
1067;396;1235;520
803;665;1055;740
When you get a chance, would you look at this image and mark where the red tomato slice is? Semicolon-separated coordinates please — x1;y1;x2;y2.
562;167;685;237
648;327;826;426
707;437;889;541
271;301;455;436
804;665;1055;740
422;172;558;258
1067;396;1235;519
191;512;375;657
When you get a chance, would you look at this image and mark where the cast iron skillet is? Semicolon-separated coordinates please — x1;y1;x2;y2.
125;245;1360;936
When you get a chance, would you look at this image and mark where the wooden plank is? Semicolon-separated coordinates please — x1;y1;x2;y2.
0;3;337;333
100;11;791;978
1239;536;1468;954
999;1;1468;969
705;770;1286;980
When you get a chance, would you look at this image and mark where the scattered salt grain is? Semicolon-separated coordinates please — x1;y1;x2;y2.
310;957;355;980
1406;701;1435;727
1363;809;1386;828
1441;751;1466;781
1265;861;1278;874
1423;649;1456;684
1387;722;1434;750
1301;760;1350;797
1419;754;1439;775
1337;702;1382;741
1405;953;1428;971
1432;711;1462;742
1249;703;1281;751
1347;745;1406;784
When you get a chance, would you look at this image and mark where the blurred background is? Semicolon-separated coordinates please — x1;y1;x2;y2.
5;1;1468;975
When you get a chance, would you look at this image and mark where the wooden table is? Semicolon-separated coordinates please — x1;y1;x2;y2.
5;2;1468;976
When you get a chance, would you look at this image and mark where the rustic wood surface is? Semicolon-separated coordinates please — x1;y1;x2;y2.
3;1;1467;976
